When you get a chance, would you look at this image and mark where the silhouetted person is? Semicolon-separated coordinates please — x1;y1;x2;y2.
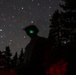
23;25;47;75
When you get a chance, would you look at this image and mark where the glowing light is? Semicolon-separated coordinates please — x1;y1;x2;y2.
29;30;34;34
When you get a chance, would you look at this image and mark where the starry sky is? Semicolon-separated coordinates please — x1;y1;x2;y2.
0;0;63;55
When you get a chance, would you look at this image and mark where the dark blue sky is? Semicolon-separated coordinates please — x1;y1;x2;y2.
0;0;63;55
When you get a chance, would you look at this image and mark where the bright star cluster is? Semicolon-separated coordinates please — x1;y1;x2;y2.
0;0;61;55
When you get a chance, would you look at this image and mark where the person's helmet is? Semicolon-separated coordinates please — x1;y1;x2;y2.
23;25;39;36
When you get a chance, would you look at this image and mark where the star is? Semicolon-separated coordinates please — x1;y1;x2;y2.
38;3;40;6
45;19;47;21
49;14;51;17
22;7;24;10
24;36;26;38
9;43;11;45
32;0;34;2
1;36;3;38
31;21;34;23
49;6;51;9
0;29;2;31
10;40;12;42
3;18;6;21
1;41;4;44
12;16;15;18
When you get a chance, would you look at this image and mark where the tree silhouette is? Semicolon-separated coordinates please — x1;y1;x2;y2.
47;0;76;74
0;51;3;68
11;52;18;69
59;0;76;41
49;10;62;46
49;0;76;46
60;0;76;11
0;51;2;59
18;48;24;68
3;46;12;69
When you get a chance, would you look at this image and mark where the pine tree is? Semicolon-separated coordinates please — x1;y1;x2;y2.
59;1;76;74
18;48;24;68
49;0;76;46
0;51;2;67
11;52;18;69
4;46;12;69
49;9;64;46
48;1;76;74
0;51;2;58
59;0;76;41
60;0;76;11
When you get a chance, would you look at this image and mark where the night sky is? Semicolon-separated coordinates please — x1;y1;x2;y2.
0;0;62;55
